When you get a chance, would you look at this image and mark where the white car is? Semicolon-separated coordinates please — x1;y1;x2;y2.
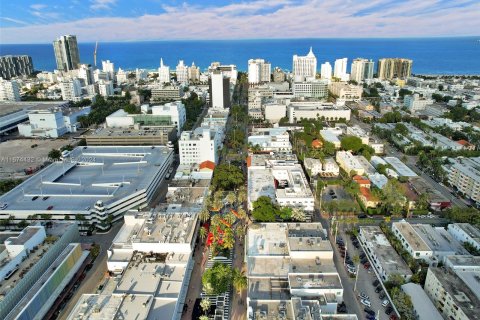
0;203;7;210
382;299;390;307
360;298;371;307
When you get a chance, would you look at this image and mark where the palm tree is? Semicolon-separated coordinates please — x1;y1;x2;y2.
226;192;236;207
291;207;306;222
199;208;210;222
199;226;208;241
235;225;245;240
236;208;247;220
200;298;211;315
232;268;248;294
237;188;247;205
224;212;236;225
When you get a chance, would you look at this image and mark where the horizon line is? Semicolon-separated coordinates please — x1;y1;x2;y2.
1;35;479;45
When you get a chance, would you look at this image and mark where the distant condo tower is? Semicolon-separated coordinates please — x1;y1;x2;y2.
334;58;349;81
350;58;374;82
248;58;271;84
377;58;413;80
320;62;332;80
292;47;317;82
158;58;170;84
53;35;80;72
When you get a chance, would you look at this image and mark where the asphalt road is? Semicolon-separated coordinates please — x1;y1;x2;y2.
57;222;124;320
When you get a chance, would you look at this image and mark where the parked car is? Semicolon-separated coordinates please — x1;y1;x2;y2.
366;315;376;320
379;292;386;299
358;292;369;300
382;299;390;307
360;299;371;307
337;302;347;313
42;196;49;201
385;306;393;315
375;286;383;293
364;307;375;316
32;196;39;201
47;205;54;210
364;262;371;269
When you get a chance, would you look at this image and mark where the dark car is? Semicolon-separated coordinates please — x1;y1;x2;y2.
360;253;366;259
366;315;376;320
337;302;347;313
385;306;393;315
375;286;383;293
358;214;368;219
32;196;39;201
379;292;386;299
350;235;357;241
364;307;375;316
47;205;54;210
372;279;380;286
361;258;368;264
42;196;49;201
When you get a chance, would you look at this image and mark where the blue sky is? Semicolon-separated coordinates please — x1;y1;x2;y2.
1;0;479;43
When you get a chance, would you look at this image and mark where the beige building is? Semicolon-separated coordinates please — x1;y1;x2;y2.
424;267;480;320
377;58;413;80
328;82;362;101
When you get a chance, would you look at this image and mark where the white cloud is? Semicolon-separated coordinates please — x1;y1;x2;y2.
1;0;479;43
30;4;47;10
90;0;117;10
1;17;29;25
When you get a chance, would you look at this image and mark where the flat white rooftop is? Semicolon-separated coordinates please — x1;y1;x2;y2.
0;146;172;214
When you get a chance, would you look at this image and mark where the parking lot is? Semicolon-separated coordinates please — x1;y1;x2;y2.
334;227;396;320
0;138;73;178
322;185;353;202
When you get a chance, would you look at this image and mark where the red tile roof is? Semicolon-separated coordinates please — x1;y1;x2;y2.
311;139;323;149
199;160;215;171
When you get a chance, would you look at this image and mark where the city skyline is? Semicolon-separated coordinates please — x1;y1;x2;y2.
1;0;479;44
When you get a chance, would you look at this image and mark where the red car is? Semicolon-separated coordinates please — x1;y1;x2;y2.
47;205;54;210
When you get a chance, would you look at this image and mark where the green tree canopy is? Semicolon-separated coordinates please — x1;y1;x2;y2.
211;164;245;191
202;262;233;295
340;136;363;153
252;196;277;222
48;149;62;160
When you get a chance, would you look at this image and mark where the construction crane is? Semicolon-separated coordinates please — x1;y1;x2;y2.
93;41;98;67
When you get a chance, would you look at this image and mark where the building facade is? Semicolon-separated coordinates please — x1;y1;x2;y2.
377;58;413;80
292;48;317;82
0;55;34;79
209;71;230;109
248;58;271;84
0;79;21;101
292;81;328;99
158;58;170;83
53;35;80;72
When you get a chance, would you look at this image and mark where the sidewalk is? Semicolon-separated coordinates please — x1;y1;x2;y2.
182;240;208;320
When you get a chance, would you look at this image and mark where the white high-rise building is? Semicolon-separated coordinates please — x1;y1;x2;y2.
179;127;220;165
334;58;349;81
320;62;332;80
209;71;230;110
0;79;21;101
93;69;109;82
77;63;94;85
248;58;271;84
102;60;115;81
188;62;200;83
135;68;147;80
176;60;189;84
60;79;82;102
158;58;170;84
116;68;128;84
292;47;317;82
350;58;374;83
98;80;114;97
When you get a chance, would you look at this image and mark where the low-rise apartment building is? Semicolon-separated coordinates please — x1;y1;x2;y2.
424;267;479;320
335;151;365;176
358;226;412;282
247;153;314;213
446;157;480;206
447;223;480;251
392;221;468;263
304;157;339;177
